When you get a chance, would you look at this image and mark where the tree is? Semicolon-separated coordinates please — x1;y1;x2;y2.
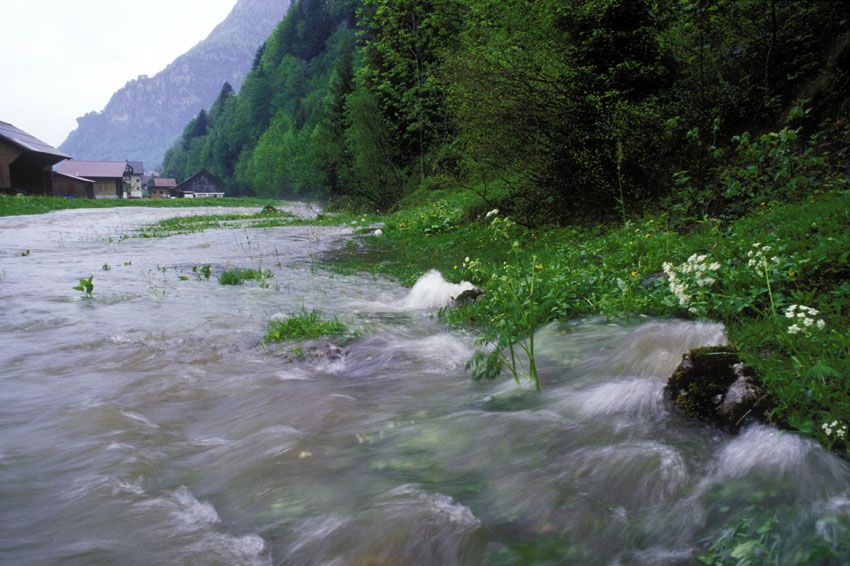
359;0;464;185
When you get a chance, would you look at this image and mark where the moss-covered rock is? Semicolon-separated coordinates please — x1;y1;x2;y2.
666;346;774;432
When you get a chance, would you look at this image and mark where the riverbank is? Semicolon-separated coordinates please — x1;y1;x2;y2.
0;195;284;218
332;185;850;454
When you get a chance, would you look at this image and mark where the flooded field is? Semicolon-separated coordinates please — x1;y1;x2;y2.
2;207;849;564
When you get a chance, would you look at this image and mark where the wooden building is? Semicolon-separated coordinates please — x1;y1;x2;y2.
52;171;94;199
150;177;178;199
55;161;132;199
0;120;69;195
176;170;226;198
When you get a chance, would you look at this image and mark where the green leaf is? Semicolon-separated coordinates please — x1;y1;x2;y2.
730;540;759;559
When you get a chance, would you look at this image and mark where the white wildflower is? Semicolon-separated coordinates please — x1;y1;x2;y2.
785;304;825;336
485;209;499;218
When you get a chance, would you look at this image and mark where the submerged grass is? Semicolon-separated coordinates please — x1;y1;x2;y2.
218;267;273;286
133;209;380;238
0;195;283;217
264;309;349;342
330;183;850;455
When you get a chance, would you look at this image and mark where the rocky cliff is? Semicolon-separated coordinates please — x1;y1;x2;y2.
59;0;291;170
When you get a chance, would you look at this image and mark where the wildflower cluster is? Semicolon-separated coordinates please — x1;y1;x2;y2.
462;256;486;282
747;242;782;277
785;304;825;336
662;254;721;311
822;420;846;440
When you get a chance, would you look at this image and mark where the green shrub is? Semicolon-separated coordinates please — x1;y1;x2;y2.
264;309;348;343
218;267;272;286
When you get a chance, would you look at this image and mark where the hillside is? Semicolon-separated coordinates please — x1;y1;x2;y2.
59;0;291;170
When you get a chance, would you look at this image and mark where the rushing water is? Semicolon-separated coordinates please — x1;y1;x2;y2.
2;206;850;564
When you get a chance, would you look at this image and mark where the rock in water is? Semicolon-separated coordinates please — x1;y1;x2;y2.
666;346;773;432
453;288;484;305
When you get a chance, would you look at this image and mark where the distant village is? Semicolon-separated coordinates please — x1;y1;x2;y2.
0;120;226;199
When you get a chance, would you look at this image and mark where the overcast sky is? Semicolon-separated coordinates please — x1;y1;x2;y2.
1;0;239;147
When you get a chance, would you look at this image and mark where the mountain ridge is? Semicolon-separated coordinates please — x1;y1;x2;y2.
59;0;291;170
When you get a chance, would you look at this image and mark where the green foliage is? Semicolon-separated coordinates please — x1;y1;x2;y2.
192;264;212;280
342;74;408;209
445;0;671;225
358;0;465;184
264;309;349;342
134;211;297;238
331;181;850;452
218;267;273;286
466;218;543;390
73;275;94;298
697;509;850;565
163;0;357;198
720;127;847;213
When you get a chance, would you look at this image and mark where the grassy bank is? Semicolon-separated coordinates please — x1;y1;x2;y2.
333;185;850;454
0;195;284;217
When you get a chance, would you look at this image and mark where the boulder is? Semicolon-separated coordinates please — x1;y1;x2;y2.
666;346;773;432
453;287;484;306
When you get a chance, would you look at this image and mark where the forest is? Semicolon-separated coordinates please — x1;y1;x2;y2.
163;0;850;226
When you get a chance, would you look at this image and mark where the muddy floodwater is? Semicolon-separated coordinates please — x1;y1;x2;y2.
2;206;850;564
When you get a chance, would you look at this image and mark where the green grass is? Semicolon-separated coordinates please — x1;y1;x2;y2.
264;309;349;342
0;195;286;218
133;209;382;238
330;184;850;453
218;267;273;286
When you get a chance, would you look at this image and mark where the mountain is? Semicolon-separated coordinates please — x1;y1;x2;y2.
59;0;291;170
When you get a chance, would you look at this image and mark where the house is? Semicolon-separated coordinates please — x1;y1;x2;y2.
0;120;69;195
126;161;144;198
55;161;132;199
53;171;94;199
150;177;178;199
176;170;226;198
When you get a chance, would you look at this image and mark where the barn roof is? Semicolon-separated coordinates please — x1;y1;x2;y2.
55;160;129;179
53;171;94;184
176;170;225;193
0;121;69;159
152;178;177;188
127;161;144;175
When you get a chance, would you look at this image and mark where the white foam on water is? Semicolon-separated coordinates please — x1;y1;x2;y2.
170;487;220;528
598;320;727;378
276;369;312;381
569;378;666;419
286;516;349;558
382;484;481;528
113;477;146;497
121;411;159;429
191;436;230;447
401;270;475;310
703;425;850;500
565;442;689;506
135;487;269;563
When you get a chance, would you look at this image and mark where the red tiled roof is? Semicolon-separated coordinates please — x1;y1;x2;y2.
55;160;128;179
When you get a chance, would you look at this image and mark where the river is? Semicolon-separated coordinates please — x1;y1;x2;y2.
1;206;849;564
